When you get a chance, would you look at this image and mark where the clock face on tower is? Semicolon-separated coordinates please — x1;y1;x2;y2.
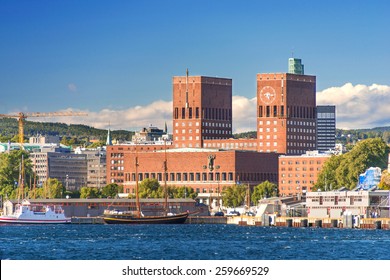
259;86;276;104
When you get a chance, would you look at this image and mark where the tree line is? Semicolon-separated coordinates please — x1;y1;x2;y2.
314;138;390;190
0;118;134;144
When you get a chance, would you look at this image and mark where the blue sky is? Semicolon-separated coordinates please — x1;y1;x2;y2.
1;0;389;131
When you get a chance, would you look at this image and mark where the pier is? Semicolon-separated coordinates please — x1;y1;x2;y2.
69;215;390;229
227;215;390;229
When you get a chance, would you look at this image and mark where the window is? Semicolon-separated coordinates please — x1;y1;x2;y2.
182;108;185;119
174;107;179;119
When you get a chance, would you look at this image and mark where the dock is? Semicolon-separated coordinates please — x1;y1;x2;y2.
227;215;390;229
69;215;390;229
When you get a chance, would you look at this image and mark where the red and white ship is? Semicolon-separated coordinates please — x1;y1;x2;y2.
0;199;71;224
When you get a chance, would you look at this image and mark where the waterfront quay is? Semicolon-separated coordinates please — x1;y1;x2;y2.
227;215;390;229
70;215;390;229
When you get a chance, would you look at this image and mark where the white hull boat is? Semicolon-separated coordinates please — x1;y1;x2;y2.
0;199;71;224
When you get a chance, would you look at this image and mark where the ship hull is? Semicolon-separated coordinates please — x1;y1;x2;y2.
0;216;71;224
103;212;189;224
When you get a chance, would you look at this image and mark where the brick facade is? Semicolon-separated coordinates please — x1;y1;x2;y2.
278;152;330;196
106;146;278;195
172;75;232;148
257;73;317;154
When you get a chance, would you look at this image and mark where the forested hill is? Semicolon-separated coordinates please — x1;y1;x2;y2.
0;118;133;142
1;117;389;144
232;127;390;144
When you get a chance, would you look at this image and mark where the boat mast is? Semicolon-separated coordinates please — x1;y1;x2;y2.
164;138;168;216
18;154;25;201
135;142;141;218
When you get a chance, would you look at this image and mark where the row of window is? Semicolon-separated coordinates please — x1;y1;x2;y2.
174;107;232;121
287;128;315;134
110;153;124;158
281;172;318;176
204;142;256;148
287;142;316;148
280;180;315;184
281;160;324;165
259;105;316;119
111;172;277;183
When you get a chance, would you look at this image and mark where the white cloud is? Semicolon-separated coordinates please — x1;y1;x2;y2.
34;83;390;133
40;100;173;132
317;83;390;129
232;95;257;133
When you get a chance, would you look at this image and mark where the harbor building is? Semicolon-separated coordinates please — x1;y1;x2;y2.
306;189;390;218
316;105;336;153
278;151;330;197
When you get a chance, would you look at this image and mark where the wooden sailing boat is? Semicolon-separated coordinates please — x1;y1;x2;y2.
103;139;189;224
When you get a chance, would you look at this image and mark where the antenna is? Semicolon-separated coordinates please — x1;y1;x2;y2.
185;68;189;109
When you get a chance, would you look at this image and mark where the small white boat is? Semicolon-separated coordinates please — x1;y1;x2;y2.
0;199;71;224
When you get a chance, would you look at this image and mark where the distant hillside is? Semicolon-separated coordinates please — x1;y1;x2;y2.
1;117;389;145
0;118;134;142
336;127;390;144
233;127;390;144
233;131;257;139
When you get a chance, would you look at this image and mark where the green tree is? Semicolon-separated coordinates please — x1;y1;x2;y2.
378;170;390;190
0;150;34;199
336;138;389;189
80;187;100;198
44;178;66;198
313;155;343;191
101;183;123;198
251;181;278;203
87;141;106;148
28;186;45;199
139;178;162;198
174;186;197;199
222;184;246;208
315;138;390;190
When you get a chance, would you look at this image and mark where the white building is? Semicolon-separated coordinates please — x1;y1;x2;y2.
306;189;390;218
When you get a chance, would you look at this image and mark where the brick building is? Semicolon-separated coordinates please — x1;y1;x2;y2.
107;146;278;199
107;59;325;204
172;71;233;148
256;72;317;155
278;151;330;197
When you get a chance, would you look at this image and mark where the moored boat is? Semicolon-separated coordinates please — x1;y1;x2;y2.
103;209;188;224
0;199;71;224
103;139;189;224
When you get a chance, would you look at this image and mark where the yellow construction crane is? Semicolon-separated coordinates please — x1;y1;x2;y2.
0;111;88;146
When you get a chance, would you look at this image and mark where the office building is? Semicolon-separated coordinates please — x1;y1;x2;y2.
316;105;336;152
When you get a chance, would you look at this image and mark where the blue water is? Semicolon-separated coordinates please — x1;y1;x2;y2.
1;224;389;260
